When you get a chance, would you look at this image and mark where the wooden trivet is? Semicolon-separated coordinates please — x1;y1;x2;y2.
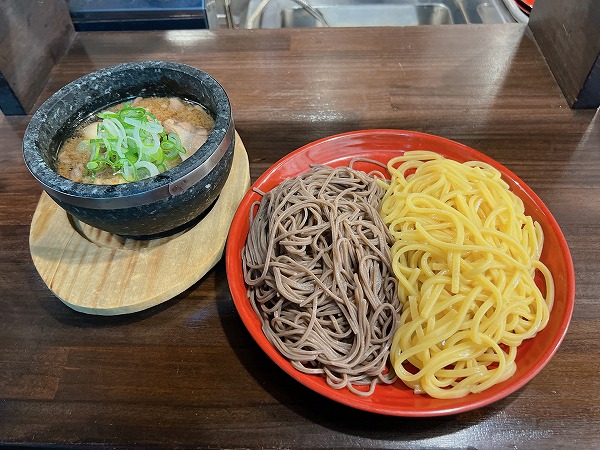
29;132;250;315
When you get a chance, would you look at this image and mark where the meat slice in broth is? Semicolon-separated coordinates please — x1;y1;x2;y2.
162;119;209;160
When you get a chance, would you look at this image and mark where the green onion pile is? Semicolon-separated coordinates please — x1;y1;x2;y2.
84;103;186;182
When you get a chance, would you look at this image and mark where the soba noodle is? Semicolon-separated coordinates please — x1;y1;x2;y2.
379;151;554;399
242;164;400;396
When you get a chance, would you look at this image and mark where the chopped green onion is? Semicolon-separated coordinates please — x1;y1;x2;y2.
87;160;104;171
82;102;186;182
134;160;160;178
117;160;137;182
151;147;165;165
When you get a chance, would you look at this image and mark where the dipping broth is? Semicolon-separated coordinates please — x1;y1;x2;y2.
56;97;215;184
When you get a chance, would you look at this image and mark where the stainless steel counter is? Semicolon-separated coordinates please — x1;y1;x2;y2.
244;0;517;29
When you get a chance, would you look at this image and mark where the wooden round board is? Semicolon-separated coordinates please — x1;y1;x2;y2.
29;132;250;315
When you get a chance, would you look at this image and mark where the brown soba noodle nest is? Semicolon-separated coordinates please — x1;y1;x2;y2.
242;163;400;396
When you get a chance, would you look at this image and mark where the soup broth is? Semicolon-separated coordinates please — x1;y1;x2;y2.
56;97;215;184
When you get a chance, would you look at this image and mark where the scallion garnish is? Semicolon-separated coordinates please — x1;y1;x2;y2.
84;103;186;182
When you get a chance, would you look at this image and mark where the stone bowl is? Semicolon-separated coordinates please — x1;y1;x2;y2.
23;61;235;238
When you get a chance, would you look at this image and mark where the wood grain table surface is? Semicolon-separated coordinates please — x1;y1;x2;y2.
1;24;598;448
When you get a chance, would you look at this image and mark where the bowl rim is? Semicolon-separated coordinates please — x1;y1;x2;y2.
22;60;233;209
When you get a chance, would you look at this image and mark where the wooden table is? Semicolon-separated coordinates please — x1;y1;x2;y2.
1;24;598;448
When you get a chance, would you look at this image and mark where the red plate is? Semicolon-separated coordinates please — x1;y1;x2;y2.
225;129;575;416
515;0;531;14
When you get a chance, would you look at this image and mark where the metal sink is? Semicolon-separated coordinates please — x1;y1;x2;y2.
283;4;453;27
244;0;515;29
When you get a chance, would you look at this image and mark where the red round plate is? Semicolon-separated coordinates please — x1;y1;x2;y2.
520;0;534;7
225;129;575;416
516;0;531;14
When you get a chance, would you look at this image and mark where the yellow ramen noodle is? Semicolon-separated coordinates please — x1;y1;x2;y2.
379;151;554;399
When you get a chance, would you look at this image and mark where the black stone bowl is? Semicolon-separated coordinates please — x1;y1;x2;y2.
23;61;235;238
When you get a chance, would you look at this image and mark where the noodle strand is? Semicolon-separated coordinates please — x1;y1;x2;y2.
243;164;400;395
380;151;553;399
